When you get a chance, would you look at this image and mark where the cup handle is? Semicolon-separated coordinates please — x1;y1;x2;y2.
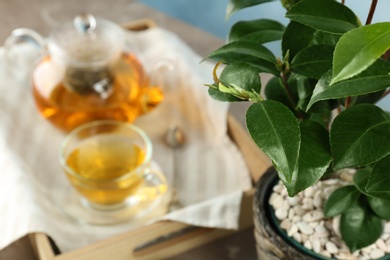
140;167;169;201
4;28;45;80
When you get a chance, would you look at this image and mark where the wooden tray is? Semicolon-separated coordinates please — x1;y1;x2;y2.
28;20;272;260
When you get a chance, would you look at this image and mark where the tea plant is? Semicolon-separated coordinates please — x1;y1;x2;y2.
205;0;390;251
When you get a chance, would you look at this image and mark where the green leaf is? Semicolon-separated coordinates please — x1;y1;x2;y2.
205;41;278;75
229;19;285;43
282;21;340;59
246;102;332;196
291;120;332;195
226;0;276;19
265;76;297;112
351;90;386;106
307;60;390;109
331;22;390;85
291;44;334;79
340;197;383;251
330;105;390;170
367;196;390;220
209;62;261;102
246;100;300;185
208;87;241;102
354;168;373;196
366;155;390;193
286;0;359;34
354;168;390;201
324;185;360;218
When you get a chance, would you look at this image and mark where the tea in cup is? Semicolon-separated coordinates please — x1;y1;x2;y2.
59;120;167;224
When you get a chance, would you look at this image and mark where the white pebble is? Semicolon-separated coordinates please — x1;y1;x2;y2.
275;208;288;220
381;233;390;240
273;183;284;193
297;221;314;235
292;215;301;223
325;241;338;254
315;225;329;238
302;197;314;210
385;222;390;233
294;206;306;216
301;233;308;242
335;252;358;260
303;213;314;222
287;196;300;206
304;240;312;250
288;208;295;219
280;218;291;230
293;232;302;243
332;216;341;237
311;210;324;221
320;250;332;258
270;194;284;208
288;224;298;237
304;186;315;197
312;238;322;253
370;248;385;259
309;222;319;228
376;239;387;252
323;179;340;185
313;191;323;208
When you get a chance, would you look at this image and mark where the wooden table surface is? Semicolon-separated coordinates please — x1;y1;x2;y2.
0;1;257;259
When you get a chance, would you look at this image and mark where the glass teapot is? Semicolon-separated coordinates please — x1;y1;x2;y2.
5;14;163;132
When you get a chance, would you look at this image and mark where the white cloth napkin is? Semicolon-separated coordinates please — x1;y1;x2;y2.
0;27;251;253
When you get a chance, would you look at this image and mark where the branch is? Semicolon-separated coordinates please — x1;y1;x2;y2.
366;0;378;25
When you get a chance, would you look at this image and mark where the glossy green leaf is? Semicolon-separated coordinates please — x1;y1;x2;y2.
291;120;332;195
367;196;390;220
331;105;390;170
282;21;340;59
307;60;390;110
291;44;334;79
354;168;373;196
265;76;297;112
226;0;276;19
340;197;383;251
209;62;261;102
286;0;359;34
229;19;285;43
366;155;390;193
246;100;300;185
351;90;386;106
324;186;360;218
331;22;390;85
205;41;278;75
354;168;390;200
247;102;332;196
208;85;242;102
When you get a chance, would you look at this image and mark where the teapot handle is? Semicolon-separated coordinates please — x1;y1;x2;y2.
4;28;45;80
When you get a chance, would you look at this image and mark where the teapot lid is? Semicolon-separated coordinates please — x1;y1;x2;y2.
48;13;125;67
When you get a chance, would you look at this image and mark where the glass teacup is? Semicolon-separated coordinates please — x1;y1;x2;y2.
59;120;168;224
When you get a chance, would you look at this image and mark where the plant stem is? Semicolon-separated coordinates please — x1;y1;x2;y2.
383;88;390;98
345;96;352;109
281;72;304;119
366;0;378;25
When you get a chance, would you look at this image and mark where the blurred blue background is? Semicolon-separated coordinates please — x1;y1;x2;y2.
137;0;388;40
138;0;390;110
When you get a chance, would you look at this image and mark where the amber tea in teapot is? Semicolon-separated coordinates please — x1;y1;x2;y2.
5;14;163;132
33;52;163;132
